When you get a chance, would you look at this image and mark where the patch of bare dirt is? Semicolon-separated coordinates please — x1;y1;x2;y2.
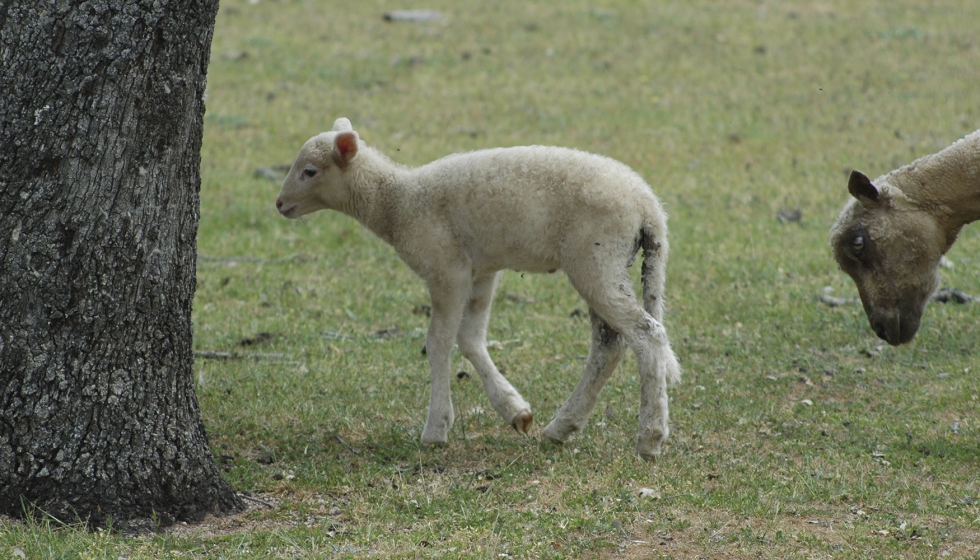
165;491;352;541
164;493;284;539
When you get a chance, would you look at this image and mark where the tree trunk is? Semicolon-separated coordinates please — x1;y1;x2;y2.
0;0;244;528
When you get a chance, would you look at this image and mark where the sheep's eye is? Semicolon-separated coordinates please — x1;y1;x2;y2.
852;235;865;253
302;168;317;178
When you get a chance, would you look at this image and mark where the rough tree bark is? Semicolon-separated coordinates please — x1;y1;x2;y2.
0;0;244;528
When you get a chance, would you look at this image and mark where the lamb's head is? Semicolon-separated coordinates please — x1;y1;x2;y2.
830;170;944;346
276;118;360;219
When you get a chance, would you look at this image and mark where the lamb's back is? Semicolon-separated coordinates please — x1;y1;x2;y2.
405;146;659;273
417;146;655;214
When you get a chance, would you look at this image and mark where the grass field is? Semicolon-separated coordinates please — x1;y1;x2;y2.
4;0;980;557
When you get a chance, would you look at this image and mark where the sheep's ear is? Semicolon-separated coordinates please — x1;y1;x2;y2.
332;118;353;132
848;170;882;208
333;131;359;167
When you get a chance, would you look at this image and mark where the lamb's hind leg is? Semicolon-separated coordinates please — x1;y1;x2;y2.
628;315;677;460
420;269;470;445
566;272;675;460
542;308;627;443
457;272;533;434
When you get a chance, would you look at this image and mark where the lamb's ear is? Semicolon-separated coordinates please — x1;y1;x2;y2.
332;118;353;132
333;131;359;167
848;170;882;208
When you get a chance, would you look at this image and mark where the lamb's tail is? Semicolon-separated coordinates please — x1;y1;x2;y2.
639;223;667;320
640;222;682;385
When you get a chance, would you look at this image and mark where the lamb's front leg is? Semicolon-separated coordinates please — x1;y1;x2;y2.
420;272;469;445
457;272;533;434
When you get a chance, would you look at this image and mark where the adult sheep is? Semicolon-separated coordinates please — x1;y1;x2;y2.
276;118;682;459
831;129;980;345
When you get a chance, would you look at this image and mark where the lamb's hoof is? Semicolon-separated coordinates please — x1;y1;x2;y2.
510;411;533;435
636;432;666;461
541;420;576;444
638;448;661;462
421;425;450;445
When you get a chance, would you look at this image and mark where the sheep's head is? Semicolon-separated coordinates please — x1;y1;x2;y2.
830;170;944;345
276;118;359;218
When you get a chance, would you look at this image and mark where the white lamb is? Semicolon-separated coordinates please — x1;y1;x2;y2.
276;118;682;459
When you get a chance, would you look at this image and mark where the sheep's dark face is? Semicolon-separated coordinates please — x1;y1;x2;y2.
276;124;359;218
830;171;944;346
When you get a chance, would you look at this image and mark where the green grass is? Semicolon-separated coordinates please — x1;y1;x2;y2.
5;0;980;557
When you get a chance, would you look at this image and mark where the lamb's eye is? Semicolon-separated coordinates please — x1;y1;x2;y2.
852;235;865;252
302;168;317;178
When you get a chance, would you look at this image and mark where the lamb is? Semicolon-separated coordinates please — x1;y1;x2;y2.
275;118;682;459
830;129;980;345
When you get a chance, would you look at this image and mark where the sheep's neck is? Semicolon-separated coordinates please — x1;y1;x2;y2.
341;152;407;246
890;135;980;246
